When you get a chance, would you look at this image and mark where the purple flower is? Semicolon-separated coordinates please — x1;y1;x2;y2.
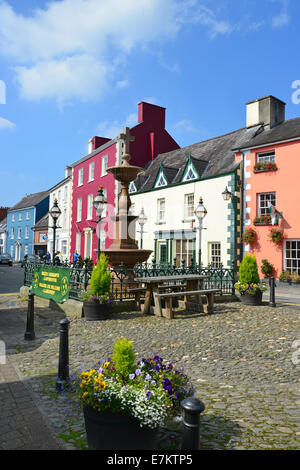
129;373;135;380
151;380;156;386
135;369;142;376
145;374;151;381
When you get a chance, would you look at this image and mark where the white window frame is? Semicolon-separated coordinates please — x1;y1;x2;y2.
12;214;15;222
157;198;165;223
10;227;14;239
10;245;14;257
284;239;300;275
61;240;68;256
155;171;167;188
257;192;276;216
77;197;82;222
25;226;29;239
174;239;193;266
84;229;93;259
26;211;30;220
78;168;83;186
257;151;275;164
24;245;29;255
182;164;197;182
17;227;21;239
76;232;81;254
18;212;22;221
89;162;95;182
101;155;108;176
184;194;194;220
208;242;221;268
129;181;137;193
87;194;93;220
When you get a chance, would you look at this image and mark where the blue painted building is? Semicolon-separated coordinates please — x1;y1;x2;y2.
6;191;49;261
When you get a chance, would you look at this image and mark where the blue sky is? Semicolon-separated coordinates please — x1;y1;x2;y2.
0;0;299;206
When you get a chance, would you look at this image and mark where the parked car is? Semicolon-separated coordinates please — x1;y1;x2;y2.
21;254;40;267
0;254;13;266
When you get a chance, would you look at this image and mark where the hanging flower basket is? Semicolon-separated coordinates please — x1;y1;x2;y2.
269;228;284;246
242;227;257;244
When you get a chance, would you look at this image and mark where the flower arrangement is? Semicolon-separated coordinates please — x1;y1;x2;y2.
279;270;292;282
253;214;272;225
242;227;257;244
76;338;194;429
235;254;267;295
268;228;284;246
253;162;277;172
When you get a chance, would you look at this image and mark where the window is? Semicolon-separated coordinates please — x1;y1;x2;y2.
101;155;108;176
209;242;221;268
39;232;47;243
61;240;67;256
24;245;28;255
18;213;22;221
184;194;194;219
155;171;167;188
84;230;93;259
26;211;30;220
77;197;82;221
78;168;83;186
12;214;15;222
87;194;93;220
25;226;29;239
89;162;95;181
182;165;198;182
257;151;275;164
10;245;13;257
257;192;276;216
129;181;137;193
175;239;193;266
76;232;81;254
285;240;300;275
10;227;14;239
157;199;165;222
158;242;168;264
17;227;21;239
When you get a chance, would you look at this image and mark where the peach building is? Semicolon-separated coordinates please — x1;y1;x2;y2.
234;95;300;279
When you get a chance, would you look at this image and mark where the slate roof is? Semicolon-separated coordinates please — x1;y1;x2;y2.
33;213;49;230
9;191;49;212
134;125;260;192
232;117;300;150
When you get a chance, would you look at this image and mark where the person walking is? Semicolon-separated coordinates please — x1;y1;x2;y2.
72;250;79;264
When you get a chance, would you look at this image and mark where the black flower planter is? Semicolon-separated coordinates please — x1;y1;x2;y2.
240;290;263;306
83;406;159;450
83;301;110;321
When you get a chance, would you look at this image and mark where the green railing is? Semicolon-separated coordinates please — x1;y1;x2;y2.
23;259;236;301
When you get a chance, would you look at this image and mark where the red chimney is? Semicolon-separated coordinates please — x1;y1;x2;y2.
138;102;166;128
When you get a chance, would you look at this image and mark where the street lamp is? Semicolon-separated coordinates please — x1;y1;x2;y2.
194;197;207;266
222;186;232;201
49;198;61;264
93;186;107;261
137;207;147;249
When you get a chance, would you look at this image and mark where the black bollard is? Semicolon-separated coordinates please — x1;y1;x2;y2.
56;318;70;391
24;293;35;341
269;276;276;307
181;397;205;450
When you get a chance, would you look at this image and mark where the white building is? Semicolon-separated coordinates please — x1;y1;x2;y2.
0;217;7;254
47;167;72;262
130;126;258;270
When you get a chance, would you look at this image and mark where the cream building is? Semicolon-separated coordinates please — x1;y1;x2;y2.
47;167;72;262
129;127;259;271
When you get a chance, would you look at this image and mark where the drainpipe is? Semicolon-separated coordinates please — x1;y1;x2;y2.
240;151;245;263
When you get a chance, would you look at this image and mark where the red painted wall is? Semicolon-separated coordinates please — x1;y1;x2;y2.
70;102;180;262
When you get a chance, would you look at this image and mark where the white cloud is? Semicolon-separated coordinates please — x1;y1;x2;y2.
0;0;234;104
171;119;199;133
0;117;15;130
97;112;138;139
271;0;290;28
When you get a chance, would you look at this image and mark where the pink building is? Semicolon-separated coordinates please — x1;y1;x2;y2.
234;95;300;279
70;102;179;262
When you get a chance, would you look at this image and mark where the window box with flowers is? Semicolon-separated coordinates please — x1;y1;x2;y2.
268;228;284;246
253;214;276;225
253;162;278;173
242;227;257;245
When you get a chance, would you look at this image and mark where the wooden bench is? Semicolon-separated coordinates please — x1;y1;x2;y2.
153;289;221;319
128;283;187;310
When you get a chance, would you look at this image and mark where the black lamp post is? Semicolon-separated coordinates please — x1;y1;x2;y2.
137;207;147;249
93;186;107;261
49;198;61;264
194;197;207;267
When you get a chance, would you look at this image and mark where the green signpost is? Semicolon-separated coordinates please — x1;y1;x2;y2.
30;266;70;303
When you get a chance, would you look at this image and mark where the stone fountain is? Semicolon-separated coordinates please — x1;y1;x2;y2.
102;127;152;269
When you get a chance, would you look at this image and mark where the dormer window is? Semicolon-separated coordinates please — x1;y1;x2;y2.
154;168;167;188
129;181;137;193
182;155;199;182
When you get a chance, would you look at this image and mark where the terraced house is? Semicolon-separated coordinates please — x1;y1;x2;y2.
6;191;49;262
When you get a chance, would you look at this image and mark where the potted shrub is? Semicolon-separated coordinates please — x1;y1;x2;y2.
75;338;194;450
235;254;267;305
80;253;112;321
242;227;257;245
269;228;284;246
261;259;274;280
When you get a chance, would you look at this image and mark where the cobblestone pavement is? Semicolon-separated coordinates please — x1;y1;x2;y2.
0;294;299;450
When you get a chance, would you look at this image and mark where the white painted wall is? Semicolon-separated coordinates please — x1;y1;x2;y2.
131;173;233;267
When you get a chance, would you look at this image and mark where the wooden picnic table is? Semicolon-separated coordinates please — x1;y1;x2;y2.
134;274;207;315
